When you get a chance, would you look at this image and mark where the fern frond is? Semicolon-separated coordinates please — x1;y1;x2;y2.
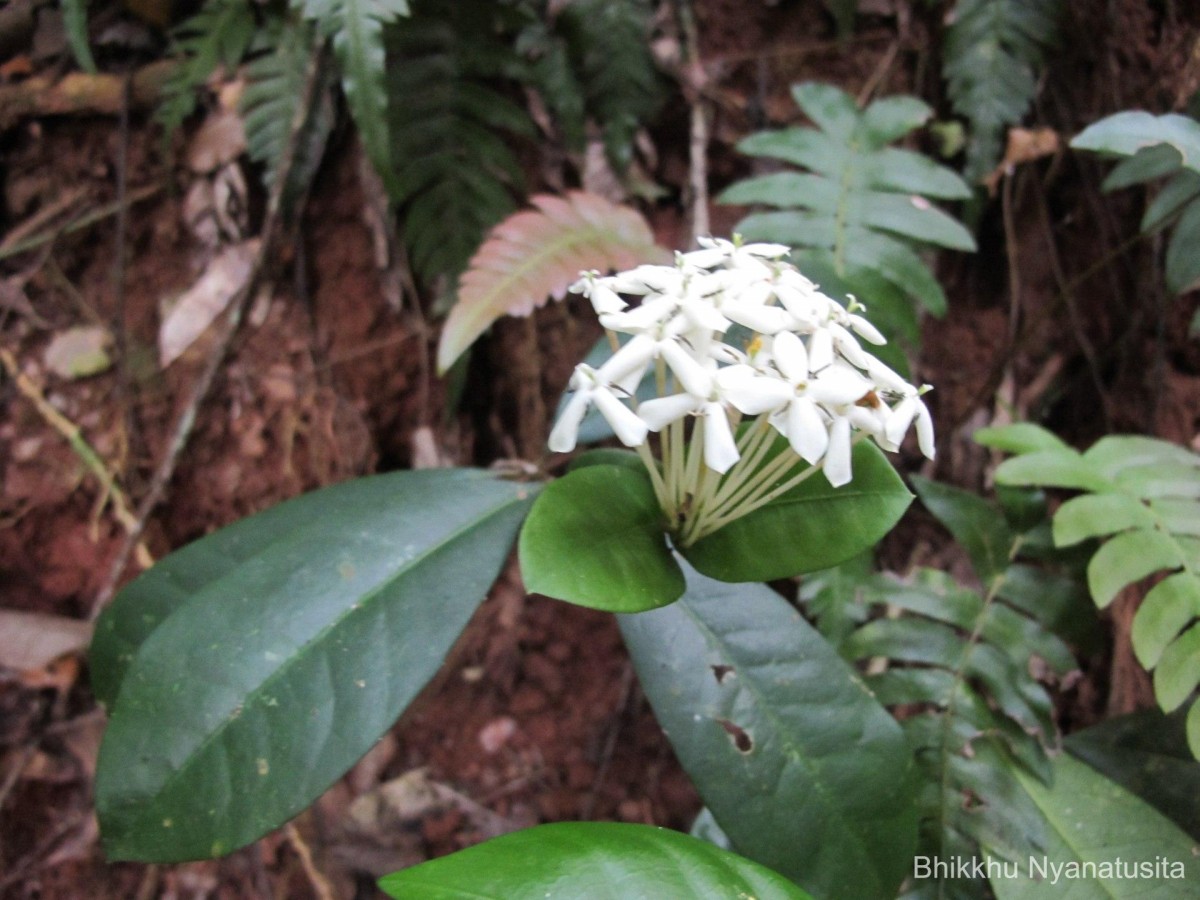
1072;111;1200;293
984;425;1200;759
720;83;973;349
385;4;537;288
156;0;258;140
436;192;668;372
240;18;335;216
943;0;1062;185
539;0;665;170
805;477;1083;897
292;0;410;187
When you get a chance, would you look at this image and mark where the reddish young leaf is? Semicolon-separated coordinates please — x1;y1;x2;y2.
436;191;668;373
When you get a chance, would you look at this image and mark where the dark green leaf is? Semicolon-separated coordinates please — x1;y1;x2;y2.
620;565;917;900
682;441;912;582
1139;171;1200;233
379;822;813;899
518;465;683;611
913;476;1014;582
1166;195;1200;293
987;755;1199;897
1066;708;1200;840
94;470;532;861
1103;144;1184;190
294;0;410;187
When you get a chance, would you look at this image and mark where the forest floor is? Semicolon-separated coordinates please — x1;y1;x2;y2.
2;1;1200;898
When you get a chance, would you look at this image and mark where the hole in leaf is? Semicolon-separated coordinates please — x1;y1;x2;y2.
716;718;753;753
711;664;735;684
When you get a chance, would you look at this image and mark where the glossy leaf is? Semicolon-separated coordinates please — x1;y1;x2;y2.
1066;708;1200;839
1072;111;1200;174
518;464;683;612
379;822;813;899
620;565;917;900
94;470;532;861
682;441;913;583
988;755;1199;898
437;192;667;372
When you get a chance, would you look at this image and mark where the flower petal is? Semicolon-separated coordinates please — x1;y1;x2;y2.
659;339;714;398
638;393;699;431
593;388;649;448
772;330;810;383
915;400;936;459
808;327;834;372
703;402;740;474
786;397;829;464
716;365;792;414
809;363;872;406
548;389;591;453
824;416;853;487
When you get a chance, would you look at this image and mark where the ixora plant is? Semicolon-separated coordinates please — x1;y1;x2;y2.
90;237;925;897
89;238;1200;898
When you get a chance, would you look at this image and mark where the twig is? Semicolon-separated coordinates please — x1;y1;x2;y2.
1031;169;1112;430
0;348;152;567
0;182;162;262
284;823;336;900
90;38;331;618
0;60;174;131
113;72;140;493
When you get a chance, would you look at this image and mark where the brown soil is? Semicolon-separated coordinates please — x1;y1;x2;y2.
2;1;1199;898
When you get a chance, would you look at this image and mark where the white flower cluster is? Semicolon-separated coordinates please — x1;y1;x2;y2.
550;236;934;544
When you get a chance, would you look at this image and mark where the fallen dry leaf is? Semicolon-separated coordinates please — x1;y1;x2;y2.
159;238;259;366
984;127;1060;195
0;609;93;671
43;325;112;379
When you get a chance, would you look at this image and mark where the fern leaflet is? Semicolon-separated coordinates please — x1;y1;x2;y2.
240;18;335;218
156;0;258;140
721;82;973;351
943;0;1063;185
384;2;537;289
803;477;1084;898
523;0;665;171
292;0;410;188
983;424;1200;759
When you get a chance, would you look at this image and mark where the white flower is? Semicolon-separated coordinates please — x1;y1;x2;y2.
548;364;648;453
545;233;937;542
884;388;936;459
769;331;872;465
